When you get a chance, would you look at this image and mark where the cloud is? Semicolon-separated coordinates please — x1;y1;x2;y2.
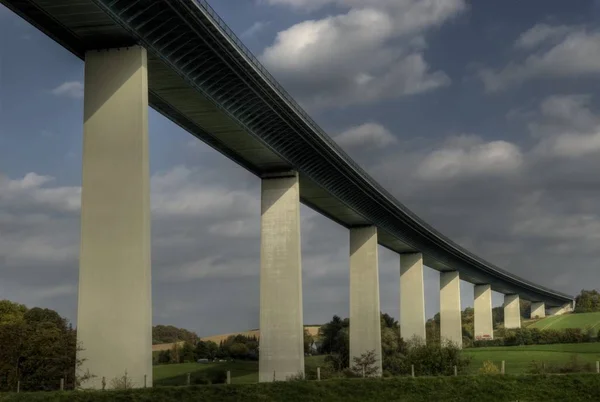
416;135;523;180
51;81;84;99
514;23;574;49
241;21;270;38
480;25;600;92
334;122;396;149
260;0;464;108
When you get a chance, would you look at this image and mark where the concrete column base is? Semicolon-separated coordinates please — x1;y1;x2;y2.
548;302;574;316
530;302;545;319
259;173;304;382
474;284;493;340
77;46;152;389
440;271;462;348
504;294;521;329
349;226;382;376
400;253;426;342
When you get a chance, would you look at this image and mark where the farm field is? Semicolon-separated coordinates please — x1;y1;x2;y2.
463;342;600;374
154;355;326;385
526;312;600;331
154;343;600;382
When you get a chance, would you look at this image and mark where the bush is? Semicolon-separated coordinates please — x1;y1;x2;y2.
5;375;600;401
469;327;598;348
478;360;500;375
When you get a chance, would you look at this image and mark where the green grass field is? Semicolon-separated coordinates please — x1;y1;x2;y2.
154;355;326;385
463;342;600;374
154;344;600;381
527;312;600;331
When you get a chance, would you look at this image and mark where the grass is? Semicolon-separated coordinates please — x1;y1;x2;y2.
3;375;600;401
153;355;326;385
527;312;600;331
154;345;600;381
463;342;600;374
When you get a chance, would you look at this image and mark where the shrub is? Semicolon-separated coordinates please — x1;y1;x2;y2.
478;360;500;375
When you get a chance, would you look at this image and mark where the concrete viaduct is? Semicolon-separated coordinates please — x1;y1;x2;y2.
1;0;574;388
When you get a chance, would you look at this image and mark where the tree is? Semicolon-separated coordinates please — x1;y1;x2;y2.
575;290;600;313
180;342;195;363
351;350;379;377
152;325;198;345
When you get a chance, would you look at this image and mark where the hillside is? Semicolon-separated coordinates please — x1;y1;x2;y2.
200;325;321;344
527;312;600;331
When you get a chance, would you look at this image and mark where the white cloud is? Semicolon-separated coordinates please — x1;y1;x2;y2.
514;23;574;49
241;21;269;38
417;135;523;180
480;26;600;92
525;94;600;158
51;81;84;99
261;0;464;108
334;122;396;149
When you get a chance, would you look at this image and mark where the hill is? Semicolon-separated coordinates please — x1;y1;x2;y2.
526;312;600;331
200;325;321;344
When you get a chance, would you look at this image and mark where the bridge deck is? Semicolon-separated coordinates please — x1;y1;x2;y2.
0;0;573;306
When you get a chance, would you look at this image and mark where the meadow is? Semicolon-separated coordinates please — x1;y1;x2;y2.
526;312;600;331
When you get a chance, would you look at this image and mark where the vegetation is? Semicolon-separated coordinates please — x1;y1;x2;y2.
463;342;600;374
3;375;600;401
471;327;597;347
0;300;80;392
575;289;600;313
152;325;198;345
528;311;600;331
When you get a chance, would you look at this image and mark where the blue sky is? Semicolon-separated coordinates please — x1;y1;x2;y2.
2;0;600;336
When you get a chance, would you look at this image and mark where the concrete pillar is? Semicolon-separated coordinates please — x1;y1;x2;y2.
548;302;574;316
440;271;462;348
400;253;426;342
77;46;151;389
474;284;493;340
349;226;382;376
504;294;521;329
259;172;304;382
530;302;545;319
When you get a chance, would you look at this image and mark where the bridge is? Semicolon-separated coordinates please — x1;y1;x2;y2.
2;0;574;387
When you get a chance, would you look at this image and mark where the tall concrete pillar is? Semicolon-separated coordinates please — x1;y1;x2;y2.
77;46;151;389
349;226;382;376
548;302;574;316
440;271;462;348
259;172;304;382
530;302;545;319
400;253;426;342
504;294;521;329
474;284;493;340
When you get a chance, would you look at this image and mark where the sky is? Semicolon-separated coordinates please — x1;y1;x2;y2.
1;0;600;337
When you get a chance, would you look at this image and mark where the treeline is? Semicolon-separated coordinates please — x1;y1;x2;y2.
575;289;600;313
154;330;316;366
152;325;198;345
316;313;470;378
0;300;78;392
154;334;259;365
472;327;600;347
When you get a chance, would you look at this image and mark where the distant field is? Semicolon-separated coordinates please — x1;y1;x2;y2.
199;325;321;344
154;355;326;385
463;342;600;374
527;312;600;331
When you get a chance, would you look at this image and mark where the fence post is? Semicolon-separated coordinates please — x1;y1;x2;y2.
501;360;505;374
411;365;415;378
596;361;599;374
144;374;147;388
17;381;20;393
317;367;321;381
362;366;365;378
454;365;457;376
226;371;231;384
60;377;64;390
186;372;191;386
